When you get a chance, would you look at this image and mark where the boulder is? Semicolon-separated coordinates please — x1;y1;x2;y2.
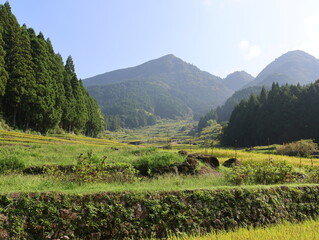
177;157;199;174
178;150;188;156
223;158;241;168
187;153;219;168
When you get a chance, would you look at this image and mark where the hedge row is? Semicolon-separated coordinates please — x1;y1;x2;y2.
0;186;319;239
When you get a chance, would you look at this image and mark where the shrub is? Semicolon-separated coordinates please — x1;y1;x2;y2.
74;152;140;183
0;154;25;173
276;139;318;157
305;166;319;183
133;152;185;175
48;152;140;184
224;161;296;185
0;119;11;130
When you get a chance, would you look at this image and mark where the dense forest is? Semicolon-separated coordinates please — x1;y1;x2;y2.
216;86;267;123
0;3;104;136
221;81;319;147
196;87;265;132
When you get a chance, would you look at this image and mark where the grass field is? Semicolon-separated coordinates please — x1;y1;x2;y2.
0;129;128;166
0;128;319;194
108;119;196;144
169;219;319;240
1;126;319;239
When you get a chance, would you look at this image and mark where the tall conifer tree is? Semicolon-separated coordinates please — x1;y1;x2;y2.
0;25;8;103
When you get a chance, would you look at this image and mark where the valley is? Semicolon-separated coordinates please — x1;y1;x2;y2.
1;1;319;239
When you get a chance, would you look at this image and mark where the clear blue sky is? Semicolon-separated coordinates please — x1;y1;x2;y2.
3;0;319;79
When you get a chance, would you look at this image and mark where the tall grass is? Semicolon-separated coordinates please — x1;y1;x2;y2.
183;147;319;167
0;173;230;193
169;219;319;240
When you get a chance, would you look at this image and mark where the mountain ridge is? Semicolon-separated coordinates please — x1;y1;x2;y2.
245;50;319;87
83;54;233;129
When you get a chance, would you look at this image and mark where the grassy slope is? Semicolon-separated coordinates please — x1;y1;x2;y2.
109;119;196;144
169;219;319;240
0;128;318;194
0;129;127;166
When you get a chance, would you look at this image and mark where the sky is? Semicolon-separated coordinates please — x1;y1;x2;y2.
3;0;319;79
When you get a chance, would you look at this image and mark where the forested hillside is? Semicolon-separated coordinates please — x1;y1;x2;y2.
196;87;265;132
198;50;319;133
84;54;233;129
0;3;104;136
216;86;267;122
88;80;192;129
221;81;319;147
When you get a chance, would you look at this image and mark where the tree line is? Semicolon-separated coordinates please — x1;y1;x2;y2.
221;81;319;147
0;2;104;136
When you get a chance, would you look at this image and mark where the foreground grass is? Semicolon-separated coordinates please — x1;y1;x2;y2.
1;173;318;194
169;219;319;240
0;174;229;193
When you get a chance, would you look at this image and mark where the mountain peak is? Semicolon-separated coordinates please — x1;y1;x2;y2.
160;54;177;59
246;50;319;87
83;55;233;127
276;50;317;63
223;71;254;91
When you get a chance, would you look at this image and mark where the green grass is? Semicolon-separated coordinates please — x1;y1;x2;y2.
0;173;229;193
1;173;318;194
1;127;319;194
168;218;319;240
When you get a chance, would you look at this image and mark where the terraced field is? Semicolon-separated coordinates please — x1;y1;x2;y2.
0;128;319;239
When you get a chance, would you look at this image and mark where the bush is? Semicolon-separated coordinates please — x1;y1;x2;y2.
224;161;296;185
133;152;185;175
74;152;140;183
48;152;140;183
277;139;318;157
0;154;25;173
0;119;11;130
305;166;319;183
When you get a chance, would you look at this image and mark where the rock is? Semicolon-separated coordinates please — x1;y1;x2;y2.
213;219;223;229
177;157;199;174
133;203;147;219
187;154;219;168
178;150;188;156
59;208;78;220
90;232;101;240
0;214;8;224
223;158;241;167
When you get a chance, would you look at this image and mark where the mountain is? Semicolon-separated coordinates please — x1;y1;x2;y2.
223;71;254;91
246;50;319;87
83;55;233;129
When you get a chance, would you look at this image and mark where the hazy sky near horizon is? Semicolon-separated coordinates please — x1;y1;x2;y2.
3;0;319;79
